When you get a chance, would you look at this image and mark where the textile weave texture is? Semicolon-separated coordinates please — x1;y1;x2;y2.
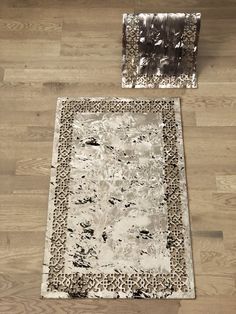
41;97;195;299
122;13;201;88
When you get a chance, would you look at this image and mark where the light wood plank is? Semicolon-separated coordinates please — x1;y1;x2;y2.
0;0;236;313
216;175;236;193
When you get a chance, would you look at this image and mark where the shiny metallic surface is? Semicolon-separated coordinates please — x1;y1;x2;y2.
122;13;201;88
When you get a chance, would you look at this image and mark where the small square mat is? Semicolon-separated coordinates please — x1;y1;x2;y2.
122;13;201;88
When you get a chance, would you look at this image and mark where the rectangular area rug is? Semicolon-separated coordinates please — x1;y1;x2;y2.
122;13;201;88
41;97;195;299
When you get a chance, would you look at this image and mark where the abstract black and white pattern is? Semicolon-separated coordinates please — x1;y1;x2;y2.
122;13;201;88
41;97;195;299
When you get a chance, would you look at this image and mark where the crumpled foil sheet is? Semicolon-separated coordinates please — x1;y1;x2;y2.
122;13;201;88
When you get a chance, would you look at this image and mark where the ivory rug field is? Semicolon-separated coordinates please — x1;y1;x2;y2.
41;97;195;299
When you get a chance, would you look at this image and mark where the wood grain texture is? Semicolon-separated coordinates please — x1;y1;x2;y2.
0;0;236;313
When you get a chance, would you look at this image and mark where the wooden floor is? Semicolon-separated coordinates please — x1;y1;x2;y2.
0;1;236;313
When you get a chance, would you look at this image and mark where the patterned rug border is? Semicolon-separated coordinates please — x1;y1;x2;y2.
122;13;201;89
41;97;195;299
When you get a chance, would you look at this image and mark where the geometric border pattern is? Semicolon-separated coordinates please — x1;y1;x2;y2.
122;13;201;88
41;97;195;298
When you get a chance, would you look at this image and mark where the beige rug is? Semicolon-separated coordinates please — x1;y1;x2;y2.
41;97;195;299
